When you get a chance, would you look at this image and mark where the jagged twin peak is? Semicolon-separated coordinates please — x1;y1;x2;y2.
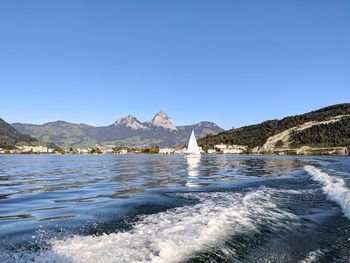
114;111;177;131
147;110;178;131
114;114;147;130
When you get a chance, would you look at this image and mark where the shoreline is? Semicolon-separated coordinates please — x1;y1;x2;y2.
0;152;348;156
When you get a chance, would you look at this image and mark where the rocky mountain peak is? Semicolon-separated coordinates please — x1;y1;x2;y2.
114;114;147;130
148;111;178;131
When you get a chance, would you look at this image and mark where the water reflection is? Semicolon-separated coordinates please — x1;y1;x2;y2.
186;156;201;177
185;156;201;187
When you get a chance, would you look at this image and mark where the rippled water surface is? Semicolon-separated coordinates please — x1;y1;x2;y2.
1;154;350;262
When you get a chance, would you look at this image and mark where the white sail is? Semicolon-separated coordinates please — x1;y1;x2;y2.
186;130;201;155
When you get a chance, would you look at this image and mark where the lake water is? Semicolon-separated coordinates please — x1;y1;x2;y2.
0;154;350;262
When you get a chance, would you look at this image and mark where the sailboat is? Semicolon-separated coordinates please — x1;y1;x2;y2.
186;130;201;157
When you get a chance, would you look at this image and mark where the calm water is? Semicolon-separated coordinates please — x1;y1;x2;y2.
0;154;350;262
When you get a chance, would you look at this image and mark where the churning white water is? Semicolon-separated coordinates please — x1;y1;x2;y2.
2;188;298;263
305;165;350;219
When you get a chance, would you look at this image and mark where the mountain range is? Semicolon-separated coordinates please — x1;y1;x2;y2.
11;111;224;148
3;104;349;151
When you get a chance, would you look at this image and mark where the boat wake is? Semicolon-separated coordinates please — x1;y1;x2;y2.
298;248;328;263
305;165;350;219
0;187;298;263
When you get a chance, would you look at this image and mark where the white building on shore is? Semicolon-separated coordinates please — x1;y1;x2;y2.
18;145;52;153
214;143;227;150
77;148;90;154
207;149;217;154
222;148;242;154
209;143;248;154
159;148;175;154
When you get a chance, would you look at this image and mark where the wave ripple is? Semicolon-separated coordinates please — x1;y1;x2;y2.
305;165;350;219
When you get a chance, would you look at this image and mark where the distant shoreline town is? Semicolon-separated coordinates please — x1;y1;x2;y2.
0;143;348;156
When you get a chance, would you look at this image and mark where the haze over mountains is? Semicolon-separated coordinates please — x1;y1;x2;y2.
12;111;224;148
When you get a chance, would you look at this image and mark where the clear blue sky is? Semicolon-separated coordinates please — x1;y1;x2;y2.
0;0;349;129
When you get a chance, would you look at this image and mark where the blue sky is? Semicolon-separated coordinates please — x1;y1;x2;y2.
0;0;349;129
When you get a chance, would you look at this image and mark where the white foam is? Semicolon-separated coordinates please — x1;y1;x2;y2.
305;165;350;219
299;248;328;263
1;188;297;263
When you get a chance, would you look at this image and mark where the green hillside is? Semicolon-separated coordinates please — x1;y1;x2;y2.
199;103;350;150
0;118;38;147
290;117;350;148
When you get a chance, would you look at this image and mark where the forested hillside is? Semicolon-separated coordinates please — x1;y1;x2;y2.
0;118;38;147
290;117;350;148
199;103;350;149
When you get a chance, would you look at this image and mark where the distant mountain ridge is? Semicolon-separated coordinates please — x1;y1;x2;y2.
199;103;350;151
12;111;224;148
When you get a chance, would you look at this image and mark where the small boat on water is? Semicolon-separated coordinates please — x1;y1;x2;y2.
186;130;201;157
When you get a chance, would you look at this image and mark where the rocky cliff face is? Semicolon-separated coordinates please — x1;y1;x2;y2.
114;115;147;130
147;111;178;131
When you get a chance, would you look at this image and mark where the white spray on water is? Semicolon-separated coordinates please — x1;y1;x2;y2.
305;165;350;219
